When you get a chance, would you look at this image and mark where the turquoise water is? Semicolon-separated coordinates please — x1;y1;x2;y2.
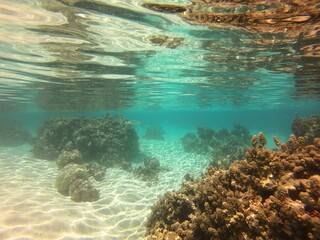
0;0;319;135
0;0;319;239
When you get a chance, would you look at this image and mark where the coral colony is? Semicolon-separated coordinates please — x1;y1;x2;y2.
146;133;320;239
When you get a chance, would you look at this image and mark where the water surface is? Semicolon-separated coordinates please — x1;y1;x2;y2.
0;0;319;113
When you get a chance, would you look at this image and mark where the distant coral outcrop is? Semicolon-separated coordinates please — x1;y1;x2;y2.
146;133;320;239
32;114;139;169
0;118;31;147
144;124;165;141
180;124;251;168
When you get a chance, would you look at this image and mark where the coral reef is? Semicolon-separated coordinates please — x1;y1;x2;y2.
180;132;208;154
32;114;139;168
292;115;320;145
0;118;31;147
56;149;83;170
146;134;320;240
142;0;320;37
181;124;251;168
144;124;165;141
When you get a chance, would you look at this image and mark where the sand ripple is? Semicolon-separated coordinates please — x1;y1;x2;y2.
0;139;209;239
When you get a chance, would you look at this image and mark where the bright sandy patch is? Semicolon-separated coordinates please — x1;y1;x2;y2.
0;139;210;240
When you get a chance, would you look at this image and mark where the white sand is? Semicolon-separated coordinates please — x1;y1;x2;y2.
0;139;210;240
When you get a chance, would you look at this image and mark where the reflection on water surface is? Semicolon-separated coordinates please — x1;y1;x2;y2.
0;0;319;111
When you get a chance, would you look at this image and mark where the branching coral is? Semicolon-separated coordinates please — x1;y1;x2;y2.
146;134;320;239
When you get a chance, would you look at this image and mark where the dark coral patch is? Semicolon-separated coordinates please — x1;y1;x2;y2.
146;135;320;240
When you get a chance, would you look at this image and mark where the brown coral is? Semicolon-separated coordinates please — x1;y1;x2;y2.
146;136;320;240
252;134;258;147
273;136;281;149
258;131;267;147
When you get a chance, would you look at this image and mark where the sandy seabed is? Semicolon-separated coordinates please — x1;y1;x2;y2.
0;139;210;240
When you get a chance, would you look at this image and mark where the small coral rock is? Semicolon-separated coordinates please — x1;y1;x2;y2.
133;157;162;182
69;179;99;202
55;163;89;195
